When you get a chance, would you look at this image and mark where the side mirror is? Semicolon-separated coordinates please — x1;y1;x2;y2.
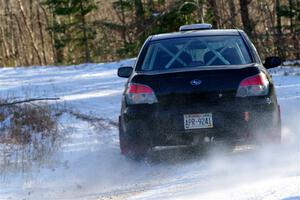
264;56;282;69
118;66;133;78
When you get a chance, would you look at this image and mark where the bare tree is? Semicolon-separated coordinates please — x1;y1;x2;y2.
228;0;237;27
239;0;254;39
275;0;285;59
16;0;43;65
207;0;219;28
0;0;298;67
134;0;145;38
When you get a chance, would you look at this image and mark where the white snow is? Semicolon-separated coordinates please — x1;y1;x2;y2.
0;61;299;200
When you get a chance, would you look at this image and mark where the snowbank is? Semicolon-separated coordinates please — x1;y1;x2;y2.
0;60;299;200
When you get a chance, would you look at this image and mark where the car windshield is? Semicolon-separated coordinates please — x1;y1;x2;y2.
140;36;252;71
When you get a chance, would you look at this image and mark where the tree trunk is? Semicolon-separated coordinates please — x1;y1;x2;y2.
16;0;43;65
2;0;11;63
0;26;10;60
39;3;53;63
112;0;128;46
239;0;254;39
14;14;30;66
29;0;34;64
228;0;236;27
134;0;145;37
37;4;47;64
207;0;219;28
275;0;285;59
80;2;91;63
288;0;298;59
288;0;294;34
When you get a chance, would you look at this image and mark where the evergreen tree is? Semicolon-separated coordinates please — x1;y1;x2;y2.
43;0;97;64
277;0;300;33
105;0;201;58
277;0;299;58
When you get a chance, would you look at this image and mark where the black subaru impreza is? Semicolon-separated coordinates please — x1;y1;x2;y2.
117;24;281;158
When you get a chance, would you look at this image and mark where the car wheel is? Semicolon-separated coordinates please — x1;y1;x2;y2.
119;120;150;160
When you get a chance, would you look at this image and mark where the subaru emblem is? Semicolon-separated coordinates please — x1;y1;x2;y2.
190;79;202;86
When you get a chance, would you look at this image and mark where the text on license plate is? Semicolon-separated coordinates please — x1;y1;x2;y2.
184;113;213;130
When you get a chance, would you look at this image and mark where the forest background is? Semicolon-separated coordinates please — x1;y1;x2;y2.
0;0;299;67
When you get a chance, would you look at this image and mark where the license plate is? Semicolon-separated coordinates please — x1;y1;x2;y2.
184;113;213;130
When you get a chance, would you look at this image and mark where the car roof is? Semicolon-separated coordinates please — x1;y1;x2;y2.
150;29;242;41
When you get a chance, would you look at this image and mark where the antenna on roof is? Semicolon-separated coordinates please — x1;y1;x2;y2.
179;23;213;31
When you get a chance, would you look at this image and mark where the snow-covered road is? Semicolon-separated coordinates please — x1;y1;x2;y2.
0;62;299;200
